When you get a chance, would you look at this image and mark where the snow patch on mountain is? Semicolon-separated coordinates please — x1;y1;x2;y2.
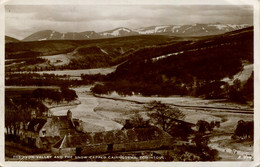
227;24;249;29
39;38;47;41
171;25;181;32
183;26;192;33
208;24;228;30
102;28;132;36
152;51;184;62
136;29;155;34
154;26;170;32
50;31;55;39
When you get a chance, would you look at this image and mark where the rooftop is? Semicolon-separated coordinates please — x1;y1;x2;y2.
54;127;172;148
28;118;47;132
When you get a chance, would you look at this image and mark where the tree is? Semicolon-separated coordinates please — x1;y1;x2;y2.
61;87;78;102
234;120;253;140
130;112;150;128
196;120;213;133
146;101;184;132
192;132;219;161
193;132;209;149
169;123;193;141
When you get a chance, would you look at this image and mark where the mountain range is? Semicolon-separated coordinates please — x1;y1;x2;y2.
22;23;250;41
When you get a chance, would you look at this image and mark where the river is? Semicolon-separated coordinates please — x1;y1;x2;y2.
50;86;122;132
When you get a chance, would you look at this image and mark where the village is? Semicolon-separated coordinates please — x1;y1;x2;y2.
5;104;194;161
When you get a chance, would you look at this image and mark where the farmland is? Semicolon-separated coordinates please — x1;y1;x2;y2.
32;66;116;77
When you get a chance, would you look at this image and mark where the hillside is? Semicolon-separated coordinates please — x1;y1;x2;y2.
92;27;253;101
5;36;19;43
5;35;183;71
112;27;253;79
21;23;250;41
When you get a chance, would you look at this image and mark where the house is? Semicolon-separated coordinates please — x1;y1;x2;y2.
51;126;174;156
9;110;81;151
19;118;47;148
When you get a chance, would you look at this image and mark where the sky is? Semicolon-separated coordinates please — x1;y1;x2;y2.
5;5;253;40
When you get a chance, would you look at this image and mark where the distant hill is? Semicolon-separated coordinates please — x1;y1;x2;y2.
6;35;183;71
22;23;251;41
134;23;250;36
23;30;102;41
5;36;19;43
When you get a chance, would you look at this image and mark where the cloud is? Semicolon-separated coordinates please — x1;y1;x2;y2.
5;5;253;40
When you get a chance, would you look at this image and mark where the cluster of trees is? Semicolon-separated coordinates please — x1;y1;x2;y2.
189;132;219;161
32;87;77;103
129;101;193;141
92;74;253;103
186;119;220;161
5;87;78;126
232;120;253;140
5;97;48;126
5;73;100;86
196;120;220;133
5;51;41;59
91;80;189;96
228;73;254;103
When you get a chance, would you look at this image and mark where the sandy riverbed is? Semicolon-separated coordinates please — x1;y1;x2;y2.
50;86;122;132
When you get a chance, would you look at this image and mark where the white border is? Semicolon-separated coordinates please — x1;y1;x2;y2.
0;0;259;167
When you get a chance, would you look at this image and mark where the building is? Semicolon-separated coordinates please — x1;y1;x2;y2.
51;126;174;156
6;110;81;151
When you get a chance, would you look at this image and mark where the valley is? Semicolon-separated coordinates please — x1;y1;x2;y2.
5;85;253;161
5;26;254;161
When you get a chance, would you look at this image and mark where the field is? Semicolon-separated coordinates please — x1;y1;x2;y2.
41;54;71;66
34;67;116;76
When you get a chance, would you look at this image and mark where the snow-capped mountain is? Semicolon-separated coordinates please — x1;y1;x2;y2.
134;23;250;36
23;30;101;41
22;23;251;41
99;27;139;37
